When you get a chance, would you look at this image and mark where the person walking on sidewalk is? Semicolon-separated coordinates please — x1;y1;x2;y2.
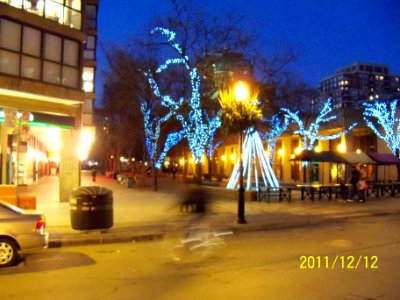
91;167;97;182
357;176;368;203
349;165;361;201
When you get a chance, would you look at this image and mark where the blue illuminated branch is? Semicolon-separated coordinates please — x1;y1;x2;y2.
281;98;357;150
363;99;400;155
204;111;222;159
262;114;289;163
155;130;185;169
145;27;222;167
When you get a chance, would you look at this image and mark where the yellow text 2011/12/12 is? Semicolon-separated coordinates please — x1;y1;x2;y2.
299;255;378;270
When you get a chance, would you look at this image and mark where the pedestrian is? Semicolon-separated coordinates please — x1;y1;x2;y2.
339;180;348;201
146;166;152;177
91;167;97;182
357;176;368;203
171;165;177;179
179;187;211;222
349;165;361;201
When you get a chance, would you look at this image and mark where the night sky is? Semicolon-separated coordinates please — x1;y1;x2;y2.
97;0;400;101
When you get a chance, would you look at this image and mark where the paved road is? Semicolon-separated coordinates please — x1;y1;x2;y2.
1;214;399;299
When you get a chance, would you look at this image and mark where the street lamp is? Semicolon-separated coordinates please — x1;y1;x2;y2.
234;81;249;224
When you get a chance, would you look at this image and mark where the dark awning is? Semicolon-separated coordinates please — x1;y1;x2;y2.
338;152;375;164
367;152;400;165
291;150;348;163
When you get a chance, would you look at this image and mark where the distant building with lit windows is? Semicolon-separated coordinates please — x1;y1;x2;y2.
0;0;98;202
320;62;400;109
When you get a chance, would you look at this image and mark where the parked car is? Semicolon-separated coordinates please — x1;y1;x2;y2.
0;200;49;267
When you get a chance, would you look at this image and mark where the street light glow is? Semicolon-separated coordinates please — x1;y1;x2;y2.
234;81;250;102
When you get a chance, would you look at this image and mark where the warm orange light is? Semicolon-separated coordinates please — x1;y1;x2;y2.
234;81;250;102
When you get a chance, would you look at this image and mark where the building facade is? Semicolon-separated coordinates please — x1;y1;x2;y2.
320;62;400;109
0;0;98;202
190;62;400;184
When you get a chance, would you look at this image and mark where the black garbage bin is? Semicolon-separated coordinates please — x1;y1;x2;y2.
70;186;113;230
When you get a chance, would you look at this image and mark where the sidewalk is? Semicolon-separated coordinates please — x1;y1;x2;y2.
24;172;400;247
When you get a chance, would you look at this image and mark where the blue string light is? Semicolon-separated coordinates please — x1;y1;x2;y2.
363;99;400;155
281;98;357;151
261;114;289;163
144;27;222;168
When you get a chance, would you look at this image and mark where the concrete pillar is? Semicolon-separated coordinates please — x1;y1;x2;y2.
59;128;81;202
0;124;8;184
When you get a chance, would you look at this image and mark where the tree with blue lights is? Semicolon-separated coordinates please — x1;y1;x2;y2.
281;98;357;151
146;27;221;184
204;112;222;181
261;114;289;164
363;99;400;156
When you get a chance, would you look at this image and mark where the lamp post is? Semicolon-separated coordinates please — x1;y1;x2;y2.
234;81;249;224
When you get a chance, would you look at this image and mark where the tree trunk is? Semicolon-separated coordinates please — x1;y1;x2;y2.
396;150;400;181
153;166;158;191
195;163;202;185
207;157;212;182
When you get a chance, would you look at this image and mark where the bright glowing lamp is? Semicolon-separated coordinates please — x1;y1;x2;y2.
234;81;250;102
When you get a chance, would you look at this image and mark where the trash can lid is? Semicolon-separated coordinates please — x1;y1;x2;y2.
70;186;113;197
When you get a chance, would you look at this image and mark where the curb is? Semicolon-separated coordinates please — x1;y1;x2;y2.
47;210;400;248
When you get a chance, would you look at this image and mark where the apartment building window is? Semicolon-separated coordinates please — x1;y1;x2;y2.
85;4;97;30
0;0;81;29
0;18;80;88
0;19;21;75
82;67;94;92
83;35;96;60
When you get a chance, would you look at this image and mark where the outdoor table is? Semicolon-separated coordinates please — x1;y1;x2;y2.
368;182;400;197
296;184;339;201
